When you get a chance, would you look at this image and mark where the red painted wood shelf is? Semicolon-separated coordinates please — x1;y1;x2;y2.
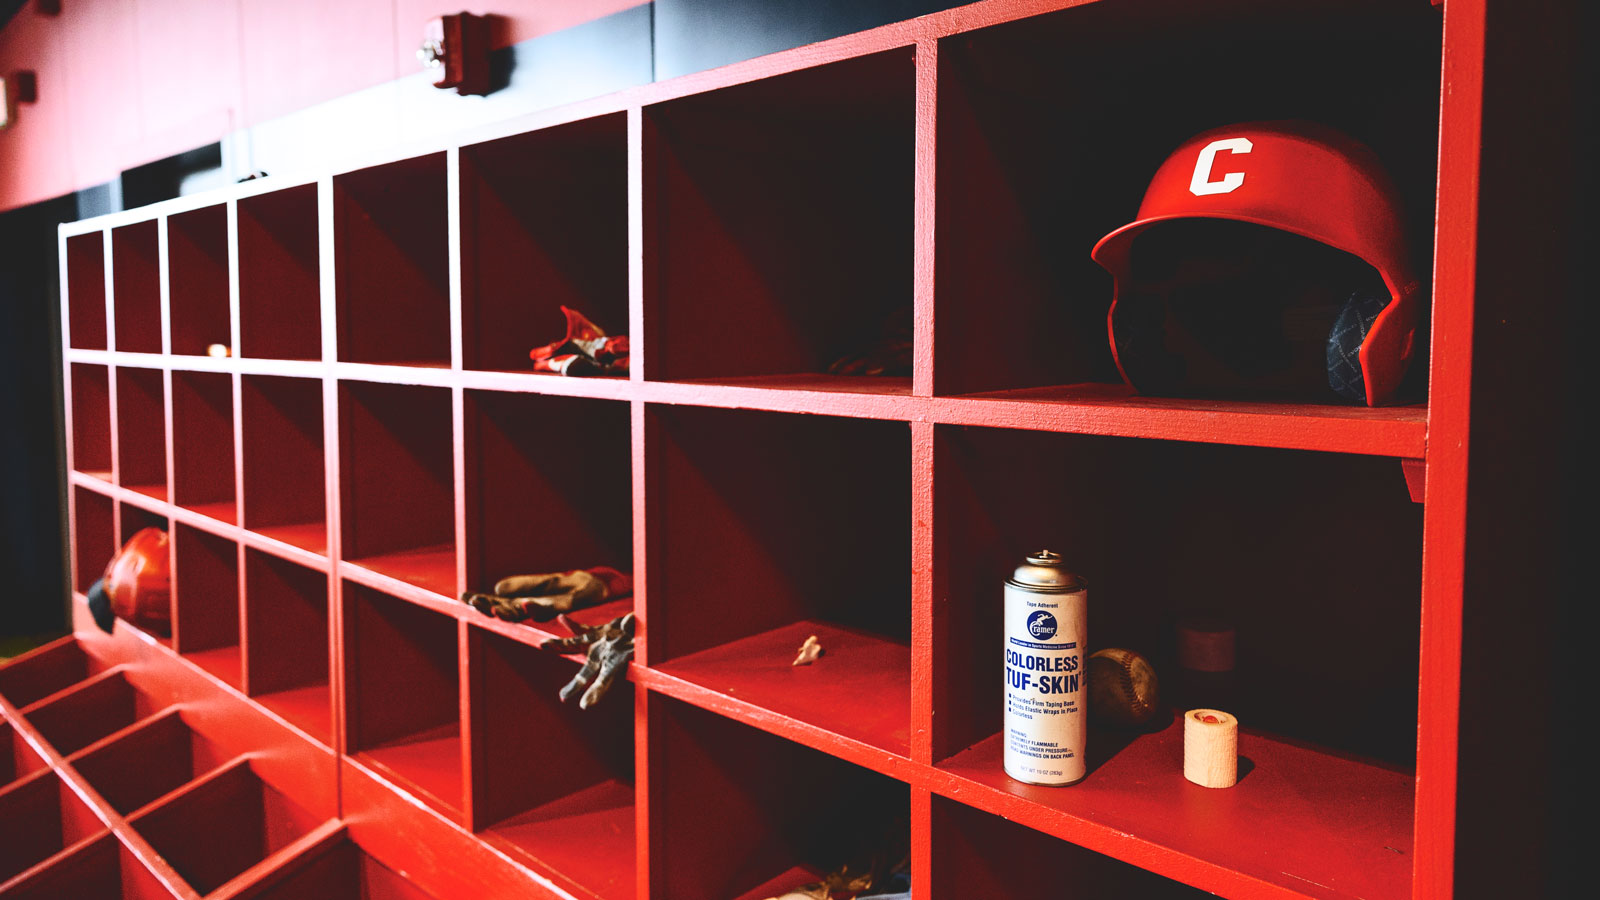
29;0;1502;896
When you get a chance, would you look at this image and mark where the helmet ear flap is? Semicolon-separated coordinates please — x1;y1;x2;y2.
1326;286;1391;402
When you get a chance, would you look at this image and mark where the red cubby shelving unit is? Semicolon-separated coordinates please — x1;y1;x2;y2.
23;0;1529;896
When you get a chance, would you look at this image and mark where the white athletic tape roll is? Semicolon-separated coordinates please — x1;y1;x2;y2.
1183;708;1238;788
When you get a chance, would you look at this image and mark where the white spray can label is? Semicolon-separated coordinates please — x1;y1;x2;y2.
1003;551;1087;786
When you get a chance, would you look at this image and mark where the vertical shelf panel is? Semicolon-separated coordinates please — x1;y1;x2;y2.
22;670;164;756
242;375;327;556
171;370;237;523
646;405;911;756
245;549;333;746
65;232;107;351
111;221;162;354
468;626;635;900
0;832;182;900
167;204;232;357
0;772;107;884
239;184;322;361
460;113;628;374
172;522;242;688
4;723;51;790
66;710;229;816
69;364;112;480
0;639;108;710
647;695;909;900
236;837;442;900
114;367;168;501
71;487;114;595
343;582;462;818
462;391;631;601
334;155;450;366
645;49;915;391
339;381;455;597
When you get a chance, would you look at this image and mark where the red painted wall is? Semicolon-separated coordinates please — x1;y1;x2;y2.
0;0;646;212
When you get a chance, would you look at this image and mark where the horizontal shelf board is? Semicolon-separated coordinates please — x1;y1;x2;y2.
356;724;464;819
644;377;920;421
662;373;913;396
346;545;458;600
124;483;168;503
178;500;238;527
255;684;333;750
463;596;636;663
183;646;242;691
730;864;830;900
460;369;634;399
70;471;115;492
251;522;329;559
932;721;1414;900
484;778;636;900
934;384;1427;458
650;620;912;760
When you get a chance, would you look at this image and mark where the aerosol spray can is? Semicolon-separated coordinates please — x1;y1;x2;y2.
1003;550;1087;786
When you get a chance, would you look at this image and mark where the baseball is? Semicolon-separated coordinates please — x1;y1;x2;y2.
1088;647;1162;727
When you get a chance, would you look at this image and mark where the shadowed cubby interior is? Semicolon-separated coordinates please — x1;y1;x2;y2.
468;626;634;899
114;366;166;500
933;0;1441;398
343;582;462;817
66;709;229;816
117;501;168;549
129;760;328;895
21;669;163;756
461;113;627;373
0;639;109;713
644;49;914;390
70;364;112;478
930;795;1212;898
66;232;107;350
167;204;231;356
4;721;48;790
111;220;162;354
648;695;909;899
931;425;1422;768
239;184;322;360
172;523;241;689
334;154;449;366
230;836;441;900
647;405;911;754
0;832;179;900
245;549;331;746
71;487;114;594
0;771;106;884
339;381;455;596
171;370;237;523
242;375;327;555
463;391;630;610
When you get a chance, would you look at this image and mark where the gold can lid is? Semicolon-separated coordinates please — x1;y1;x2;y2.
1006;550;1085;592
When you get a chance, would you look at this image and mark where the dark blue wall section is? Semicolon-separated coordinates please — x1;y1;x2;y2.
654;0;962;80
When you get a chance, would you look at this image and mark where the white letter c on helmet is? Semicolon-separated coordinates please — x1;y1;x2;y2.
1189;137;1253;196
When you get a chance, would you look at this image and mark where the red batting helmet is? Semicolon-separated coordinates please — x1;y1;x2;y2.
96;527;171;634
1091;121;1423;406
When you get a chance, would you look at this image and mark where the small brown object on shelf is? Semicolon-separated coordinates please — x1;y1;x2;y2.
793;633;824;666
462;566;632;623
1184;708;1239;788
1087;648;1161;728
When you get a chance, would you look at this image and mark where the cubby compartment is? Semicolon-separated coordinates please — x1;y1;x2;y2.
233;836;441;900
461;114;627;374
130;760;328;895
70;364;112;479
334;154;449;366
3;722;48;790
463;391;630;622
241;375;327;555
0;639;109;710
644;50;914;392
66;232;107;351
172;523;241;689
21;669;162;756
239;184;322;361
468;626;634;898
114;366;167;500
647;406;911;755
66;709;228;816
110;221;162;354
116;501;168;547
933;1;1441;402
166;204;232;357
930;424;1419;899
245;549;332;746
343;582;462;817
339;381;455;596
0;832;179;900
171;370;237;523
930;795;1211;898
0;771;106;884
648;695;909;899
71;488;115;595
